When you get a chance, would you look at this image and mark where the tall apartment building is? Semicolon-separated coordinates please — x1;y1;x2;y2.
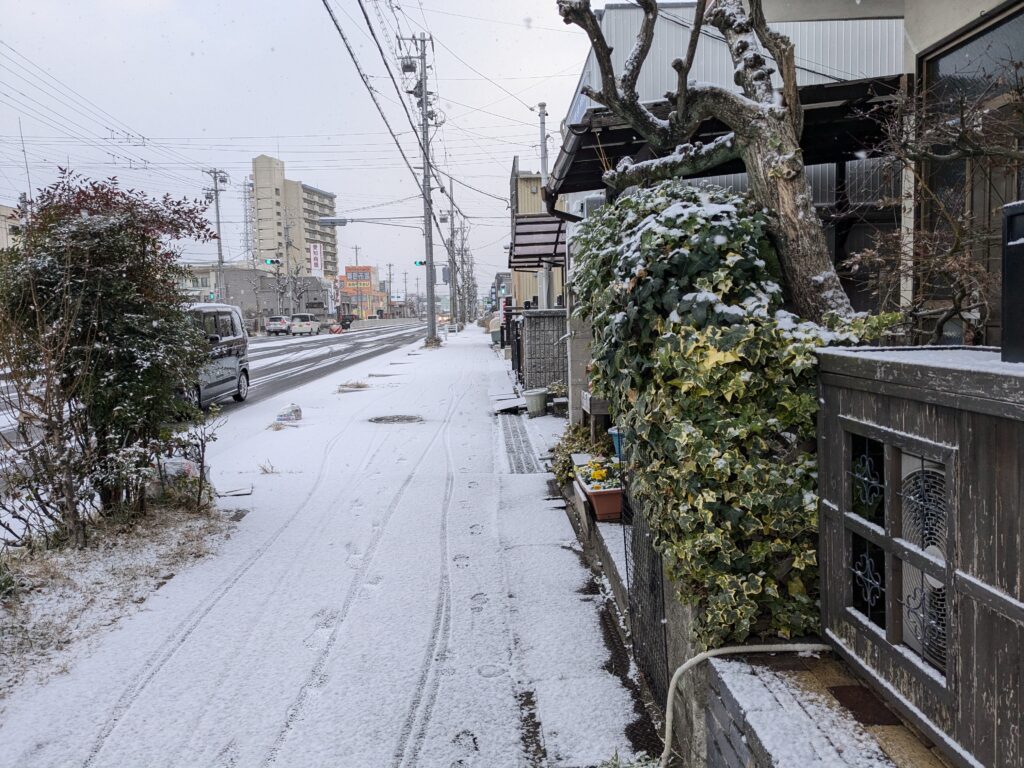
250;155;339;279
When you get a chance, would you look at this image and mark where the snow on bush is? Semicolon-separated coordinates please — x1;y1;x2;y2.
0;172;215;551
571;181;889;648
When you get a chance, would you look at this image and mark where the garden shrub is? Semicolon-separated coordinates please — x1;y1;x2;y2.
572;180;887;648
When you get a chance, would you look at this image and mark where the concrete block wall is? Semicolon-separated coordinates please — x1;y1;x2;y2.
706;662;766;768
567;314;593;425
664;589;708;767
521;309;568;390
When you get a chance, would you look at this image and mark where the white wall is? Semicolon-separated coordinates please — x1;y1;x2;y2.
903;0;1010;70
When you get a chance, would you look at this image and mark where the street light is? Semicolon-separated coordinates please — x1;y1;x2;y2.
318;216;423;231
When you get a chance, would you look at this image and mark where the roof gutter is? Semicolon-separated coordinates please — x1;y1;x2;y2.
542;186;582;223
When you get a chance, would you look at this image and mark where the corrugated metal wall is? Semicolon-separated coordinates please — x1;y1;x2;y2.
567;4;904;125
562;5;905;205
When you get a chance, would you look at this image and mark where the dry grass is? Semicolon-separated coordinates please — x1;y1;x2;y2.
0;504;233;698
258;460;277;475
336;380;369;393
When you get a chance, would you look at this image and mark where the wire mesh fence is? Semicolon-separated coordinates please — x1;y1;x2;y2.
622;481;670;706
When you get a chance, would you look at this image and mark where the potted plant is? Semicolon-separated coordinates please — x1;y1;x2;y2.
575;457;623;522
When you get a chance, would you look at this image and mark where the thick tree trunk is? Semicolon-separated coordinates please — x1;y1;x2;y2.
741;115;853;320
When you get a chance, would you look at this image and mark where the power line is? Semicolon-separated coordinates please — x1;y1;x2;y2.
0;42;208;177
353;0;507;217
319;0;422;190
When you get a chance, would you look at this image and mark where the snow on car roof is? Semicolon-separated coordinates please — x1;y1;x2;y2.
188;302;243;313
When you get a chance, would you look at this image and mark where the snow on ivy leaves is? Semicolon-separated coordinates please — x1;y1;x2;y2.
570;180;886;649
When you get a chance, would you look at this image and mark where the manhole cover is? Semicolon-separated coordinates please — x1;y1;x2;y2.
369;415;423;424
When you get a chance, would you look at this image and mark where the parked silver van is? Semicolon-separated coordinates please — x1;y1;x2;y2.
189;303;250;406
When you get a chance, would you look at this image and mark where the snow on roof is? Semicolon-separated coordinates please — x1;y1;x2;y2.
187;302;243;313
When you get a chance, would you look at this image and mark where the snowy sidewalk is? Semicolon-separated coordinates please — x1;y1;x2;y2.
0;332;645;768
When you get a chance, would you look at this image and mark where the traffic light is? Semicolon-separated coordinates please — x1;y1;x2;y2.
414;260;426;266
264;258;282;265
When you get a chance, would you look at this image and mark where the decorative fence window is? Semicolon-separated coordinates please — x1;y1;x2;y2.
845;427;955;677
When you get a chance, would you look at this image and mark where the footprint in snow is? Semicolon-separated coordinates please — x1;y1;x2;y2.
452;554;470;569
452;730;479;752
470;593;488;613
469;524;483;535
476;664;506;679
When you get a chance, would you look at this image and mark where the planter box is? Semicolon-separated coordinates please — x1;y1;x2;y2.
574;475;622;522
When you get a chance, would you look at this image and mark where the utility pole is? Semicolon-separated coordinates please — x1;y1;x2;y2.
204;168;228;301
386;262;394;318
242;180;262;323
351;245;362;318
401;31;439;345
415;276;420;318
283;216;295;315
403;271;409;318
459;225;469;324
536;103;552;311
447;177;460;327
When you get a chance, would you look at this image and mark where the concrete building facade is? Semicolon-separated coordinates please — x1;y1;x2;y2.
179;262;336;331
251;155;339;280
342;265;387;319
0;204;17;249
509;160;566;309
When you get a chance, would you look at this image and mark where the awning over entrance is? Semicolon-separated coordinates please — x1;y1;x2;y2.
509;214;566;271
545;74;905;200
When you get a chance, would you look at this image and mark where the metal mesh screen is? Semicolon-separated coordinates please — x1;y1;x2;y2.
622;482;670;706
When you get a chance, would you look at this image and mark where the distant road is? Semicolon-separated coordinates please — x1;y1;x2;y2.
221;323;426;409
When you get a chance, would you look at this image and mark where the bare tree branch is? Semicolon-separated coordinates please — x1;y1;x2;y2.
670;0;708;134
604;134;741;190
621;0;659;100
748;0;803;132
559;0;668;144
707;0;774;105
560;0;855;321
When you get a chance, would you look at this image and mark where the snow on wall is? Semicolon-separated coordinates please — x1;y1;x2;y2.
708;657;896;767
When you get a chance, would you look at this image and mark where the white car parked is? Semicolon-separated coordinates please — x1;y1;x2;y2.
289;313;321;335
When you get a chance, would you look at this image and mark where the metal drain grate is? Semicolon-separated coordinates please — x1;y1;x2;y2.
500;413;542;474
369;415;424;424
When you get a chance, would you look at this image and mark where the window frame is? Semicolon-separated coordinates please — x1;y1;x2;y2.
215;312;234;339
839;415;958;695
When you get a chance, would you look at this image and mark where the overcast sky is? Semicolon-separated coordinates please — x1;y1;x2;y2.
0;0;597;293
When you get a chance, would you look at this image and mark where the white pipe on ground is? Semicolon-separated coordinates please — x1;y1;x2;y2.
659;642;832;768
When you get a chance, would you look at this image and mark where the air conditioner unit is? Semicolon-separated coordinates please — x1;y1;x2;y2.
900;451;948;672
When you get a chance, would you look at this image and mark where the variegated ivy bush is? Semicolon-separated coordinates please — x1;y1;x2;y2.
572;180;887;649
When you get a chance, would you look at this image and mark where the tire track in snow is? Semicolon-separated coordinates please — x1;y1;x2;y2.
389;383;459;768
179;361;439;761
259;382;470;767
80;379;406;768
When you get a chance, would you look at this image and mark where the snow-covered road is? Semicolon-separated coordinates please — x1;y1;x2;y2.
0;331;644;767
